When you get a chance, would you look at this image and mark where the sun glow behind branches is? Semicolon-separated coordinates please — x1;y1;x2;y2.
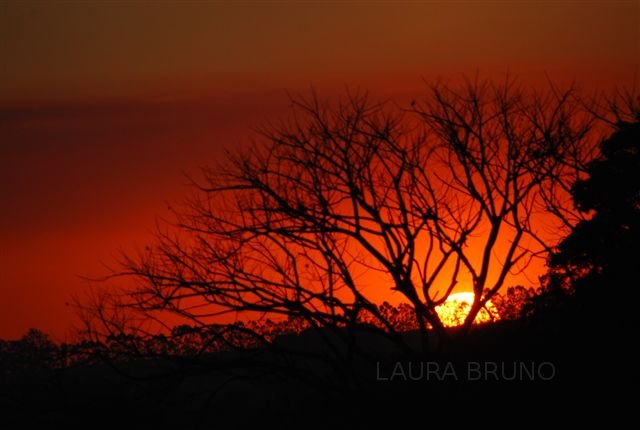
435;292;500;327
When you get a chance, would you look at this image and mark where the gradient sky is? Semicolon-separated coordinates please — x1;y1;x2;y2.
1;1;638;340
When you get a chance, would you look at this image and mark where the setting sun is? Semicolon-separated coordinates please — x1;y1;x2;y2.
435;292;500;327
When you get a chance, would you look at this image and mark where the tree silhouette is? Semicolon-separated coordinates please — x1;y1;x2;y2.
86;78;598;358
547;111;640;314
0;329;59;371
491;285;535;320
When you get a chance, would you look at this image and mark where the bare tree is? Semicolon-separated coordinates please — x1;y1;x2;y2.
85;78;599;357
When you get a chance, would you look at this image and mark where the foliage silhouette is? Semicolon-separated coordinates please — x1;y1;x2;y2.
544;109;640;320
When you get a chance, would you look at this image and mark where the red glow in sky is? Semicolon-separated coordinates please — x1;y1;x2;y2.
0;1;638;339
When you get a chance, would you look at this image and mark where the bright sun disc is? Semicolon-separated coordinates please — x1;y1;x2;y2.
435;292;500;327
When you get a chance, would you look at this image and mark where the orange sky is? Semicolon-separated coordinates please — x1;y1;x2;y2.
1;1;638;340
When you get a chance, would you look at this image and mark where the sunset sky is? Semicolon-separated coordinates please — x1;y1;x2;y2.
1;1;638;340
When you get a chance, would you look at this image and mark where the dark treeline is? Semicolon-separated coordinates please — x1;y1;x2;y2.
1;285;535;370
